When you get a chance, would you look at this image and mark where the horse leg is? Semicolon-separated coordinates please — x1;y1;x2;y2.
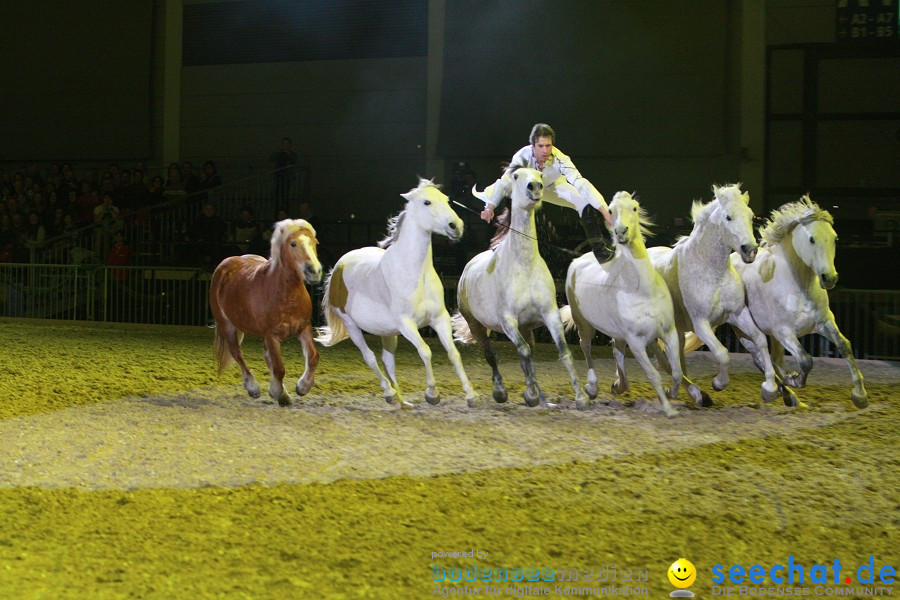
664;328;707;407
693;319;732;392
660;327;684;401
499;315;540;407
340;315;401;405
462;310;507;403
629;337;679;418
769;336;791;382
820;318;868;408
571;309;599;401
431;311;480;407
611;339;630;396
262;336;291;406
521;329;549;407
396;317;439;406
380;335;400;390
222;325;260;398
295;325;318;396
771;331;812;389
543;310;587;409
728;307;781;404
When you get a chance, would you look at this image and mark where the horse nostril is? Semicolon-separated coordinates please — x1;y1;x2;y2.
449;222;457;230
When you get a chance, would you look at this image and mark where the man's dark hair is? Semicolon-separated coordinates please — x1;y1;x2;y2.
529;123;555;145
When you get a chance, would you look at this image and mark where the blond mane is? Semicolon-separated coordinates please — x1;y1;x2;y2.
760;195;833;246
269;219;316;266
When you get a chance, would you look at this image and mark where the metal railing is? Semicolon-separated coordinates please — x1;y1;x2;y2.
1;262;897;360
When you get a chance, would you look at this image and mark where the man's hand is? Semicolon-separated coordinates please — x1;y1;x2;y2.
480;205;494;222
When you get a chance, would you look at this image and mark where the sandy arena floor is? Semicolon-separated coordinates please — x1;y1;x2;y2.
0;319;897;598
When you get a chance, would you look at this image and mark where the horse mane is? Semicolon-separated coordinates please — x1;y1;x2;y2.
489;208;511;249
673;184;741;247
760;195;833;246
269;218;316;267
378;178;445;249
377;210;406;249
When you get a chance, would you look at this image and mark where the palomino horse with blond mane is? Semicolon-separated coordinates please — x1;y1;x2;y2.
210;219;322;406
562;191;682;417
453;166;587;408
731;195;867;408
648;184;789;405
315;179;478;408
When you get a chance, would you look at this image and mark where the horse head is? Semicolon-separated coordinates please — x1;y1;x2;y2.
711;184;758;263
401;179;463;241
272;219;322;284
790;196;839;289
609;191;651;247
506;166;543;212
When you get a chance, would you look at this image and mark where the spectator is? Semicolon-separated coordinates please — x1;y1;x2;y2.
148;175;165;204
165;162;185;198
182;160;201;195
232;205;259;253
93;191;122;257
297;199;320;232
107;230;132;281
198;160;222;192
23;211;46;262
269;137;297;202
185;201;227;268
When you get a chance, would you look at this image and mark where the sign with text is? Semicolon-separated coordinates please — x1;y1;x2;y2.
836;0;898;41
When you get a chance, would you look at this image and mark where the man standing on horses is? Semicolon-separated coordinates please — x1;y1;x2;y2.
478;123;615;263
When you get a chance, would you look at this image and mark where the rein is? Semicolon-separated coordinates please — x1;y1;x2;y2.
451;200;585;257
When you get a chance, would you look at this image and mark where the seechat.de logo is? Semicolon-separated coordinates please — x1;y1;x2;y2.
711;555;896;586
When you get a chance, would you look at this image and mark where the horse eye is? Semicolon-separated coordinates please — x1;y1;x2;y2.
424;200;431;206
633;207;637;212
809;236;815;244
726;215;732;221
290;241;297;247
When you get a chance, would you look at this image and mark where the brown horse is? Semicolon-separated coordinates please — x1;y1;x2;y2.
210;219;322;406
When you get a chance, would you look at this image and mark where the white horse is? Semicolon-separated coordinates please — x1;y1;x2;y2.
315;179;478;408
648;184;785;405
452;166;587;408
731;195;867;408
561;192;682;417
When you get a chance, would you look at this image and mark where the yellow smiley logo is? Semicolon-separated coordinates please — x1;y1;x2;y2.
668;558;697;588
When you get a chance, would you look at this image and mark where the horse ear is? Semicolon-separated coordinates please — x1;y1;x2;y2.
741;191;750;205
400;190;413;202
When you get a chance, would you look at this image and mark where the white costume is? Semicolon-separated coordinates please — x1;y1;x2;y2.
479;145;607;214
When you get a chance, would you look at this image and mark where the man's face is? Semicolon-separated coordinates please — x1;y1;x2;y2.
532;136;553;164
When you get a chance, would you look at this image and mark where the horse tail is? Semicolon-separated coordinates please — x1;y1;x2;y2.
451;310;476;345
559;305;576;333
683;331;705;354
314;267;349;347
213;325;237;375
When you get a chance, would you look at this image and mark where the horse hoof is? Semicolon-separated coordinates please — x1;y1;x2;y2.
385;394;398;405
277;395;292;407
782;387;799;407
761;385;779;403
296;381;313;396
584;383;598;400
700;391;713;408
247;389;261;399
712;378;728;392
664;407;680;418
851;391;868;409
425;391;441;405
492;388;508;403
523;390;540;408
610;382;628;396
466;396;480;408
575;398;590;411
